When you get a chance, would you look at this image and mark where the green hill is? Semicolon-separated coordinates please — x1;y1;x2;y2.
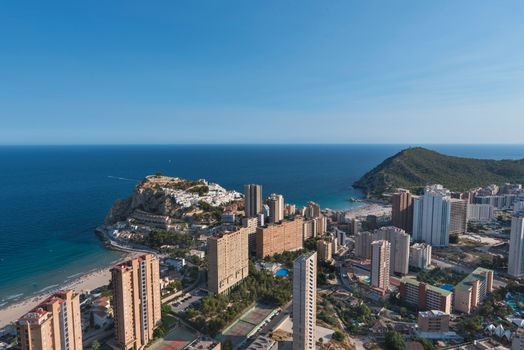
353;147;524;196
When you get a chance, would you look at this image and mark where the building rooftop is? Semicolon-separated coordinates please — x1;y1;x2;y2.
455;267;493;292
401;278;452;297
18;308;49;323
245;335;277;350
18;290;76;324
113;254;154;270
295;251;317;263
419;310;449;318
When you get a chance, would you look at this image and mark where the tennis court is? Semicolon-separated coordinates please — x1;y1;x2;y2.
149;325;198;350
219;304;277;349
241;305;274;325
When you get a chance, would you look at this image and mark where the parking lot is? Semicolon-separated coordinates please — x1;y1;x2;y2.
170;288;207;313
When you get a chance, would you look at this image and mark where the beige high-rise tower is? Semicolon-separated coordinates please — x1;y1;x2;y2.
208;227;249;294
112;254;161;350
293;252;317;350
371;240;390;292
268;193;285;223
256;218;304;258
316;239;332;262
354;231;374;259
17;289;83;350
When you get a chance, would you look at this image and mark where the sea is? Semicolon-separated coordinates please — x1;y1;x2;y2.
1;144;523;305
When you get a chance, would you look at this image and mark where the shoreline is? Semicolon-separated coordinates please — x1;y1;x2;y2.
0;251;139;328
0;198;381;329
345;201;391;219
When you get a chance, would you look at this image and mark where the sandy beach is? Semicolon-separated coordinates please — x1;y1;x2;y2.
346;202;391;219
0;252;139;328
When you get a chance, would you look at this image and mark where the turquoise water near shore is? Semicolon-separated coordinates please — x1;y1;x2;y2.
1;144;523;304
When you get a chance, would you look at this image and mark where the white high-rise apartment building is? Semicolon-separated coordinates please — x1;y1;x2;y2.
467;204;495;222
374;226;410;275
293;252;317;350
413;185;452;247
508;209;524;278
409;243;432;270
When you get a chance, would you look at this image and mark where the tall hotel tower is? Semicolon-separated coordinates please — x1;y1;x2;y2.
208;228;249;294
268;193;285;223
509;209;524;278
371;240;391;292
374;226;410;275
391;189;413;233
17;290;83;350
413;185;452;247
111;254;161;350
293;252;317;350
244;184;263;217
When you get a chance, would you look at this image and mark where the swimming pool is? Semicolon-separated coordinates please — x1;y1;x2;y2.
275;268;289;277
440;284;454;291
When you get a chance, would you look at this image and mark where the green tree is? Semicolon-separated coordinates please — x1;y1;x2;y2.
384;331;406;350
91;340;100;350
457;315;483;340
332;330;345;342
154;325;166;338
161;303;171;315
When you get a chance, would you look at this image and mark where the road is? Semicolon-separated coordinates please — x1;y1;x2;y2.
254;302;291;336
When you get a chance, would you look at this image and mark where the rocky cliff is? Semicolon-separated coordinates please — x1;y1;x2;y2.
104;186;179;224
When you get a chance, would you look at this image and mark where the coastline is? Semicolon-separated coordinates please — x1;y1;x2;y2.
0;201;387;328
345;201;391;219
0;251;139;328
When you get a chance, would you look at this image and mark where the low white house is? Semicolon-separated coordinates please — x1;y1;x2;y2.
165;258;186;271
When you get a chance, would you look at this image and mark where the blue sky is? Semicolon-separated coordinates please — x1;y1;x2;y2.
1;1;523;144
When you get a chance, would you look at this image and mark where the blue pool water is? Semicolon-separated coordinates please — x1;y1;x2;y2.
440;284;455;291
275;268;289;277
